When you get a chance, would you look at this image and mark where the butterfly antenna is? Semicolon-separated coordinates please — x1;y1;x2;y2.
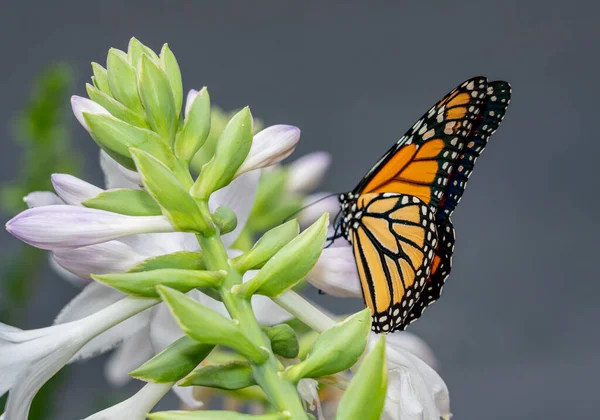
283;192;340;223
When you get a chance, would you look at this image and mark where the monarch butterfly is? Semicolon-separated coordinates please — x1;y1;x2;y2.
331;77;511;333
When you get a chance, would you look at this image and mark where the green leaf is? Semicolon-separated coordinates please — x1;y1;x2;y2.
236;213;328;297
148;411;284;420
127;251;205;273
212;206;237;235
137;54;178;143
127;37;159;67
160;43;183;117
190;107;253;199
129;336;213;383
283;309;371;381
263;324;299;359
82;188;161;216
92;268;225;297
180;361;255;390
175;88;211;162
86;83;149;128
129;148;210;232
83;112;174;170
157;286;267;363
91;62;111;96
106;48;143;113
232;219;299;272
337;336;388;420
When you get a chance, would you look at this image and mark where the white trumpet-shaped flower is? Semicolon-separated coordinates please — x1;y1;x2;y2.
372;334;450;420
0;295;158;420
82;382;173;420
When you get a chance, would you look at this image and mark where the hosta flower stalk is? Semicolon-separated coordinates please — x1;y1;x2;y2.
1;37;449;420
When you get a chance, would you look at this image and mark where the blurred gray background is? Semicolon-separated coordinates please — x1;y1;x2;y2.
1;1;598;419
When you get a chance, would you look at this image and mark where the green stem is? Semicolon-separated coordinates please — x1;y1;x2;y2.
197;233;307;419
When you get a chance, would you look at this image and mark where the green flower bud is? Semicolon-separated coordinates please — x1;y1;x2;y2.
282;309;371;382
263;324;299;359
160;43;183;117
82;188;161;216
180;361;255;390
336;336;388;420
83;112;173;170
129;336;214;383
129;148;210;233
235;213;328;297
92;268;225;297
86;83;149;129
106;48;144;113
91;62;111;96
127;37;159;67
157;286;268;364
175;88;211;163
231;219;299;272
137;54;178;143
190;107;253;199
212;206;237;235
128;251;205;273
148;411;284;420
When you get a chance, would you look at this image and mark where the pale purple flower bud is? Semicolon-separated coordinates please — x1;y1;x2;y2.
51;174;103;205
184;89;199;118
298;192;341;227
23;191;62;208
100;150;142;189
71;95;111;132
235;125;301;177
306;244;362;298
6;205;175;250
287;151;331;194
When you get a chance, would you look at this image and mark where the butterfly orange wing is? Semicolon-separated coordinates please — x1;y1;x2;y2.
350;193;437;332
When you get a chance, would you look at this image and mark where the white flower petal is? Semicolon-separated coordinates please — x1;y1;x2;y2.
6;205;175;250
53;240;148;279
172;385;204;409
385;331;438;369
4;338;82;420
121;232;199;257
287;151;331;194
149;301;185;353
2;295;159;420
252;295;294;325
54;282;125;325
54;282;154;362
297;378;320;411
49;254;89;287
184;89;199;118
377;336;450;420
105;328;154;387
51;174;103;205
82;382;173;420
298;192;340;227
235;125;301;176
100;150;142;189
23;191;63;208
71;95;111;132
306;244;362;298
210;170;260;248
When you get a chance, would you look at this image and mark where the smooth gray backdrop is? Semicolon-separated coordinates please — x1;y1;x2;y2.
1;1;598;419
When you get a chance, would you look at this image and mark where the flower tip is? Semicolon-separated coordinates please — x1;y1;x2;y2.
71;95;110;131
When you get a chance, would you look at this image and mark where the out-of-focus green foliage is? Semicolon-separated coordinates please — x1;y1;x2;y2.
0;63;78;419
